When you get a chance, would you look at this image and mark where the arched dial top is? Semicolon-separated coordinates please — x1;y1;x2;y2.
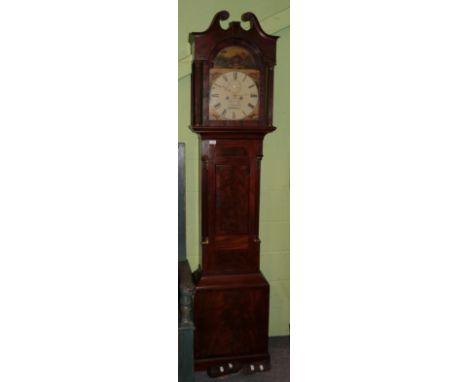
209;70;259;121
213;45;256;69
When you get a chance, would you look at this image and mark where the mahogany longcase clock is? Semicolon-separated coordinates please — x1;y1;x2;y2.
189;11;278;373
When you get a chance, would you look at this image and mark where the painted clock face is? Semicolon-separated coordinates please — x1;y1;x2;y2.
209;70;259;121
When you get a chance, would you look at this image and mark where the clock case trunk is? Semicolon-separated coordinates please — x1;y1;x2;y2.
189;11;278;372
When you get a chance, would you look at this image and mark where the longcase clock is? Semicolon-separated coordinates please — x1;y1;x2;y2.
189;11;278;372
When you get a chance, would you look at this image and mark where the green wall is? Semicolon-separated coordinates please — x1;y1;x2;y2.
179;1;290;336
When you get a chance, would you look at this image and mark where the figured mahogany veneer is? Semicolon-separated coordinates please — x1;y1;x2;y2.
199;139;264;275
189;11;278;372
193;273;270;369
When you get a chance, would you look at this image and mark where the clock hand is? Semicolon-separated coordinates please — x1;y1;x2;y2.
221;85;234;94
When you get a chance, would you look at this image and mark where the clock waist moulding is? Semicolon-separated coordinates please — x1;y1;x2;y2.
189;11;278;371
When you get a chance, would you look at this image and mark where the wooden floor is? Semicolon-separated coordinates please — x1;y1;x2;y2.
194;336;289;382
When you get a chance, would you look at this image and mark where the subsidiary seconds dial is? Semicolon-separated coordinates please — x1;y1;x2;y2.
209;71;259;121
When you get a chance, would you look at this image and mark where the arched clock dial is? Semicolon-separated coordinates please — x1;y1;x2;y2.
209;71;259;121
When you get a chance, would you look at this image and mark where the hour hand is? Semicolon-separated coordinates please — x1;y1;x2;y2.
214;83;230;92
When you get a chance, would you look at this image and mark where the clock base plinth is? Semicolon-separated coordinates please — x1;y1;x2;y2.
195;352;271;373
193;272;270;372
